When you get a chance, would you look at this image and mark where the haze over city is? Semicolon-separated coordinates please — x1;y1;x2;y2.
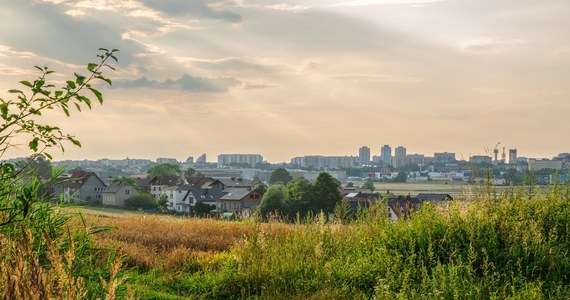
1;0;569;162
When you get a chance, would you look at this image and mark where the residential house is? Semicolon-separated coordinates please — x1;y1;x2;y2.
416;193;454;202
387;196;422;221
216;178;254;190
185;188;224;211
344;191;381;209
165;185;193;213
186;176;218;189
61;171;106;202
149;176;181;198
102;182;140;207
216;188;263;214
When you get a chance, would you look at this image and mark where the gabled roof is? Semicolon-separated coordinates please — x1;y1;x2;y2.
149;176;181;186
103;182;136;193
219;188;256;201
186;176;215;188
416;193;453;202
217;178;254;189
185;188;224;203
63;171;105;188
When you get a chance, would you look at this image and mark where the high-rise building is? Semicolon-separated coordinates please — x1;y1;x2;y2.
509;149;517;164
434;152;456;163
218;154;263;168
358;146;371;166
196;153;207;164
394;146;407;158
381;145;392;165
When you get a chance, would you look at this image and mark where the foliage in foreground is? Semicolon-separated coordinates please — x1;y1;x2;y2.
114;185;570;299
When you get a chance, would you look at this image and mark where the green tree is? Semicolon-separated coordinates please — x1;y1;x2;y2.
194;202;215;216
125;194;157;210
393;172;407;183
312;172;342;214
148;163;181;177
362;178;375;191
269;168;293;185
156;194;169;212
1;48;118;227
259;184;288;217
286;177;314;218
17;154;53;180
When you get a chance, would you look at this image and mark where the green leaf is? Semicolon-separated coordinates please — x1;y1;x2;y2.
87;63;98;72
20;81;33;88
0;103;8;120
88;87;103;104
75;73;86;85
55;90;63;98
66;80;76;90
44;153;53;160
62;106;70;117
29;138;39;152
74;102;82;112
98;47;109;52
8;89;23;94
69;137;82;147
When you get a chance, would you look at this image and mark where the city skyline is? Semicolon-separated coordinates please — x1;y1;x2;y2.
1;0;569;163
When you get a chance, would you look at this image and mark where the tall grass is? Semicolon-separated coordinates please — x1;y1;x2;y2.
67;184;570;299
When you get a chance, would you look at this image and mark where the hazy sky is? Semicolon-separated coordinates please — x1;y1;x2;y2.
1;0;569;162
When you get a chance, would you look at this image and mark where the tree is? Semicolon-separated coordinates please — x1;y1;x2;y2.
259;184;288;217
312;172;342;214
125;194;157;210
269;168;293;185
194;202;215;216
17;154;53;180
393;172;407;183
362;178;375;191
286;177;314;218
1;48;118;227
148;163;181;177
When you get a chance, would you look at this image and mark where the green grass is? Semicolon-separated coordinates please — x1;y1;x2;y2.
108;184;570;299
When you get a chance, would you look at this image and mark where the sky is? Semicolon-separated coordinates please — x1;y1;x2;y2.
1;0;569;163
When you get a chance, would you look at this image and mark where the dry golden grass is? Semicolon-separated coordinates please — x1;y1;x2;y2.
73;212;298;272
0;226;129;300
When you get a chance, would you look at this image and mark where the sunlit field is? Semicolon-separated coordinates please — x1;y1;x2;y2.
62;184;570;299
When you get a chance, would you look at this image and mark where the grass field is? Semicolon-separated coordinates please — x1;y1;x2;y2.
61;184;570;299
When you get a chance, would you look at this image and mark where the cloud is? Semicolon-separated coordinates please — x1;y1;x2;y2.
456;37;523;54
138;0;241;23
332;0;445;6
114;74;241;92
189;57;282;73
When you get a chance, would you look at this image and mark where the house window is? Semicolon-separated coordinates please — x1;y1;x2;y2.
96;195;100;199
170;194;173;199
126;189;130;195
255;194;260;199
158;187;162;191
153;187;156;191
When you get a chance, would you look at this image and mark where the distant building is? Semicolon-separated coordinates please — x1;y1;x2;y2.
509;149;518;164
358;146;371;166
528;159;564;171
156;157;178;165
196;153;207;164
394;146;407;158
185;156;194;164
381;145;392;165
470;155;492;164
218;154;263;168
216;189;263;214
434;152;455;163
290;155;358;169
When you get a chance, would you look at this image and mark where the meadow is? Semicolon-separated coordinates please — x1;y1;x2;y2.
62;183;570;299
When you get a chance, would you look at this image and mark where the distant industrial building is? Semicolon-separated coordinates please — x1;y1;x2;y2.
218;154;263;168
358;146;371;166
